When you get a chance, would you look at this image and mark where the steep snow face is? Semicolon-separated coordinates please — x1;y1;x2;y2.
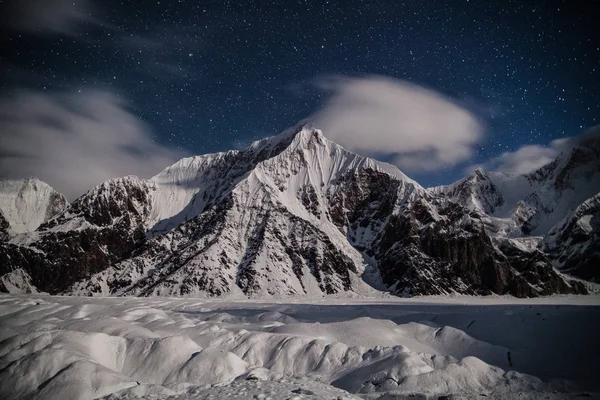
523;135;600;234
145;133;291;235
430;168;506;215
0;178;67;236
145;126;420;235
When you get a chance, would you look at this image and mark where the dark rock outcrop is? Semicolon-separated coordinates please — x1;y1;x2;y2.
0;211;9;243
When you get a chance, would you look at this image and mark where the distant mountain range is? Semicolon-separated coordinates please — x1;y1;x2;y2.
1;125;598;297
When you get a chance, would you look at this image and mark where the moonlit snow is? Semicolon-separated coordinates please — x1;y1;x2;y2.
0;294;598;399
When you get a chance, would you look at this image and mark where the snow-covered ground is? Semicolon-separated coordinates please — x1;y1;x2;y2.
0;294;599;399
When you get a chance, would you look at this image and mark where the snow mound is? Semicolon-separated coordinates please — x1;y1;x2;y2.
102;377;362;400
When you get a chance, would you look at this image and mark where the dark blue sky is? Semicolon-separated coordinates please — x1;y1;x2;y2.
0;0;598;189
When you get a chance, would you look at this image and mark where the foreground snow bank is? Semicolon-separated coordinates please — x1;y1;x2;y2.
0;294;598;399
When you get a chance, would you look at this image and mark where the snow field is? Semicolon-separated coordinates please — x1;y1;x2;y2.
0;294;598;399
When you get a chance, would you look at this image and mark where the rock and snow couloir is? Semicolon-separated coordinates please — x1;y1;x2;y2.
0;125;598;296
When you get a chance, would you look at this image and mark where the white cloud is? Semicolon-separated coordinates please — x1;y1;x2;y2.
310;76;484;172
473;126;600;175
3;0;96;35
470;137;575;176
0;90;186;199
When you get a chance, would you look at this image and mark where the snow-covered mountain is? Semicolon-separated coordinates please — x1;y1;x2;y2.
544;193;600;282
0;125;597;296
431;129;600;237
0;178;68;238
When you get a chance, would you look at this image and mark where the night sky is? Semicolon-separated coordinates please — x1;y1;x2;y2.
0;0;598;196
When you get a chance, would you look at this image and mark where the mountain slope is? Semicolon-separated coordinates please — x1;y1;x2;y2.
0;130;305;294
0;176;153;293
0;178;68;238
429;130;600;282
69;128;419;297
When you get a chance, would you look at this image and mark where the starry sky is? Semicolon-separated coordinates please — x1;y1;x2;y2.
0;0;598;196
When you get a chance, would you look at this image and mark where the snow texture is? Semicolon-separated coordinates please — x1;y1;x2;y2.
0;294;598;399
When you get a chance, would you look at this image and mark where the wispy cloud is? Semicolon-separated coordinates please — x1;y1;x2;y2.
476;139;571;175
310;76;484;172
471;126;600;175
0;90;187;199
2;0;99;35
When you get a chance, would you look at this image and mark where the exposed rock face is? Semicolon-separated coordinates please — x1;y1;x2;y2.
0;125;597;297
68;129;389;297
544;193;600;282
374;199;585;298
0;211;9;242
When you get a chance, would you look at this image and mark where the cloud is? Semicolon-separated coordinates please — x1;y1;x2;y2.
2;0;96;35
0;90;187;199
472;126;600;175
310;76;484;172
479;139;570;175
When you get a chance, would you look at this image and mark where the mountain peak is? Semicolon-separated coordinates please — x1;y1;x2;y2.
246;123;323;153
290;126;327;148
0;178;68;236
469;167;489;182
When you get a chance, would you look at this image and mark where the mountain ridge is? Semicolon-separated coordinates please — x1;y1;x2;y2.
0;125;597;296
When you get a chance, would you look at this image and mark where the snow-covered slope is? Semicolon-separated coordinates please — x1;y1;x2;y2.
145;131;294;235
0;178;68;237
523;131;600;234
0;176;155;294
428;130;600;282
145;126;417;234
